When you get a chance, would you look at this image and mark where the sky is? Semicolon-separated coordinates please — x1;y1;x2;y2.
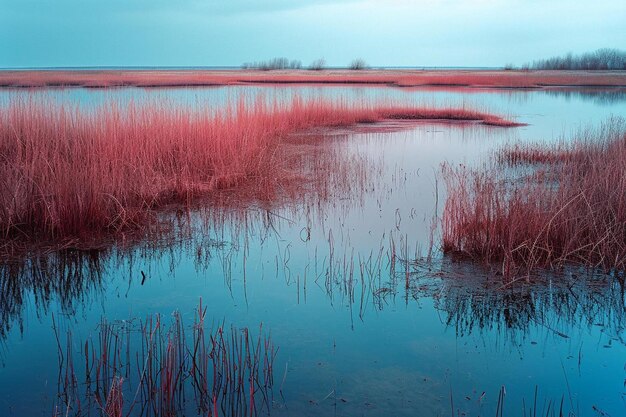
1;0;625;68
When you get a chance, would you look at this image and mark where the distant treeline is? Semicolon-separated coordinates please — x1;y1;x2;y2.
520;48;626;70
241;57;304;70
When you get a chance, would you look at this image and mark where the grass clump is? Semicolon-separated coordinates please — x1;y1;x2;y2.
0;96;520;246
442;118;626;276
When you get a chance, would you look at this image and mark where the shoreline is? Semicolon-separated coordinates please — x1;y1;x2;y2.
0;97;521;258
1;69;626;89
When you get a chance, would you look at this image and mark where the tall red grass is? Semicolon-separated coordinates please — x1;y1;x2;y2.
497;142;584;165
0;96;520;244
1;69;625;89
104;377;124;417
442;119;626;276
56;301;276;416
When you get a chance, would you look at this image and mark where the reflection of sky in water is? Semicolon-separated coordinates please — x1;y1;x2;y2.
0;86;625;416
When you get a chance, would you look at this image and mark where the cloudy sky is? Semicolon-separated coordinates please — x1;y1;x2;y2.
1;0;625;68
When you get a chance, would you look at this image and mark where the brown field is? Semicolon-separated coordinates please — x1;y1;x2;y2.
1;69;626;89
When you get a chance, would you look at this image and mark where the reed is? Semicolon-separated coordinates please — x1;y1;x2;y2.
55;300;276;416
442;118;626;276
497;143;583;165
0;96;519;245
104;377;124;417
1;69;625;88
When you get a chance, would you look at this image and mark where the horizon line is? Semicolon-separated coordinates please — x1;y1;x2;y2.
0;65;504;71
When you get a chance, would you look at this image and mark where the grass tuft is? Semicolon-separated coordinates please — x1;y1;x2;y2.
1;96;520;245
442;118;626;276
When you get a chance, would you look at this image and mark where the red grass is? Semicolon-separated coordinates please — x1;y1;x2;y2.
0;96;521;244
378;107;524;127
442;119;626;276
0;69;625;89
104;377;124;417
56;301;276;416
498;143;585;165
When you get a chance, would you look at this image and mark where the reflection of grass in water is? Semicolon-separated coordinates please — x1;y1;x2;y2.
542;87;626;105
4;222;623;415
454;385;578;417
409;256;625;344
54;299;276;417
3;226;623;348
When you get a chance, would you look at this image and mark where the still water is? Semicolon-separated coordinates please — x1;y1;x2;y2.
0;85;625;416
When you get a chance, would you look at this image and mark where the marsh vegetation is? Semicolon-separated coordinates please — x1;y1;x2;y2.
0;76;625;417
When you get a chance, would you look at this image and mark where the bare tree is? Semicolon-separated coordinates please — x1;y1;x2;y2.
308;58;326;71
241;57;302;70
528;49;626;70
348;58;368;70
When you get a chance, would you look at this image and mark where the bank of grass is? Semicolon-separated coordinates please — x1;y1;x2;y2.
0;96;520;245
442;118;626;276
1;69;626;89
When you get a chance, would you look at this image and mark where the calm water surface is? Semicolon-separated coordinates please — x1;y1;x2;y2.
0;86;625;416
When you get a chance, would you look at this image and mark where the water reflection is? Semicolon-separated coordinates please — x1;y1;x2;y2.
1;250;105;339
7;240;623;416
411;258;626;343
541;87;626;105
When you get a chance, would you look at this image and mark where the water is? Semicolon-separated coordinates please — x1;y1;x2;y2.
0;85;625;416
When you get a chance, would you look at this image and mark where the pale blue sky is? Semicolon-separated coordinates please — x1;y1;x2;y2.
1;0;625;68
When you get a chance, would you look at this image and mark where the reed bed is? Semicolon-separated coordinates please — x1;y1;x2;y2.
1;69;625;89
497;143;585;166
0;96;519;246
442;118;626;276
54;300;276;417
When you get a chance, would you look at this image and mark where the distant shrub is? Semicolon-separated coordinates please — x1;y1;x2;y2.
308;58;326;71
528;48;626;70
241;58;302;70
348;58;368;70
